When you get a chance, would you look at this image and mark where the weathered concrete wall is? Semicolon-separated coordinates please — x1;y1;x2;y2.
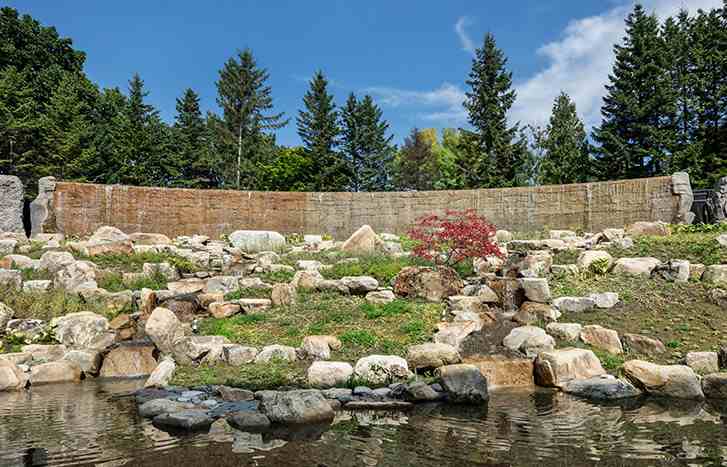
0;175;25;233
40;175;688;239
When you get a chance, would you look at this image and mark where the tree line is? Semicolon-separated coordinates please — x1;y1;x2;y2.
1;3;726;200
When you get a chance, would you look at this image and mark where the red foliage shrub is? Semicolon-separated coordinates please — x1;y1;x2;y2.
407;209;503;267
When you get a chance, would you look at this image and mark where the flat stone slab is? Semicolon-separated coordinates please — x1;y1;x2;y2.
343;400;414;410
153;410;214;431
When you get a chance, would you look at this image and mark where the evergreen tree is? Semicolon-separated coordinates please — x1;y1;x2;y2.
216;49;287;189
297;71;346;191
463;32;525;188
394;128;439;191
340;93;395;191
540;92;591;184
593;4;674;180
172;88;219;188
0;67;42;182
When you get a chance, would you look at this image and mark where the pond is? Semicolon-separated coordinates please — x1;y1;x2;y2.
2;380;727;466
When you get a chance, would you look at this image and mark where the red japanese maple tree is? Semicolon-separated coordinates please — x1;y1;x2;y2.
407;209;503;267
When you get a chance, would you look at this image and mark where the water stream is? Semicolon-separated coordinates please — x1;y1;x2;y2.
2;380;727;466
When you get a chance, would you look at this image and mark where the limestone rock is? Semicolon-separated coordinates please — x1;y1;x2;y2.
623;360;703;399
341;225;383;254
519;278;551;303
62;349;102;375
534;348;606;388
406;343;461;370
340;276;379;294
204;275;239;295
654;260;690;282
173;335;228;364
546;322;582;342
622;333;666;355
393;266;463;302
365;289;396;305
271;283;297;306
433;320;483;351
208;302;241;319
301;335;341;360
0;175;24;233
307;361;354;388
0;269;21;290
552;296;595;313
143;262;179;281
626;221;670;237
21;344;67;363
223;345;258;366
291;270;323;290
99;344;157;378
51;312;115;351
588;292;619;309
503;326;548;352
463;355;534;388
513;302;560;325
612;257;661;277
260;389;334;424
704;265;727;287
129;232;172;245
145;307;185;354
54;261;97;291
436;364;488;404
237;298;272;312
702;373;727;399
0;360;28;391
519;333;555;358
144;357;176;387
39;251;75;274
580;325;623;354
23;280;52;292
0;254;36;270
229;230;285;253
255;345;297;363
353;355;411;386
685;351;719;374
30;361;82;385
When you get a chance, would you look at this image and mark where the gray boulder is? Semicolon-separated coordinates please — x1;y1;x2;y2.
261;389;335;424
153;410;214;431
0;175;24;233
229;230;285;253
436;364;488;404
561;376;642;400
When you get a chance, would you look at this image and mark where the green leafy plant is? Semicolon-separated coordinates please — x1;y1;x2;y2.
589;257;612;275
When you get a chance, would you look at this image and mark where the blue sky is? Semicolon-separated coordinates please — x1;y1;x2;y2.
7;0;722;146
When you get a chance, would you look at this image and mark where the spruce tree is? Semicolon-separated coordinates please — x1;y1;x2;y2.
172;88;218;187
540;92;591;185
340;93;395;191
463;32;525;188
394;128;439;191
593;4;673;180
216;49;287;189
297;70;346;191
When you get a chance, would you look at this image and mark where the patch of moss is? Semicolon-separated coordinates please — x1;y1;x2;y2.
171;361;308;391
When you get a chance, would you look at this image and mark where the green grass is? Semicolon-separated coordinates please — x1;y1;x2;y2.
606;231;727;266
1;289;113;322
96;270;168;292
551;273;726;364
255;269;295;284
81;251;197;273
225;288;271;300
171;361;308;391
19;268;53;282
197;289;442;361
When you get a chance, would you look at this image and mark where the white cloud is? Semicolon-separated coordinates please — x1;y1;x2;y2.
367;0;722;130
363;83;467;125
512;0;723;130
455;16;476;55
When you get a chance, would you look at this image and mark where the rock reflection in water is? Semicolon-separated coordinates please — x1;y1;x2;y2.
3;382;727;465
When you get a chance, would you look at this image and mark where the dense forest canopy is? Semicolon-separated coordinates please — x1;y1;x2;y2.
1;3;726;198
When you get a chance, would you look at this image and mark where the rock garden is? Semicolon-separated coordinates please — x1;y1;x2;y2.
2;211;727;434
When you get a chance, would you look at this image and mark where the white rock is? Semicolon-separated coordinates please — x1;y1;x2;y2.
144;357;176;387
255;345;297;363
612;257;661;276
588;292;619;309
307;361;354;388
546;322;582;342
553;296;596;313
229;230;285;253
353;355;411;386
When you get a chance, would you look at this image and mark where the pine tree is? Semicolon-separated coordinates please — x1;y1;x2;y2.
540;92;591;184
340;93;395;191
297;70;346;191
593;4;674;180
216;49;287;189
463;32;525;188
172;88;219;188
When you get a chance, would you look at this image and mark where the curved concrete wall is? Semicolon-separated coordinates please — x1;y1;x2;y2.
36;175;688;239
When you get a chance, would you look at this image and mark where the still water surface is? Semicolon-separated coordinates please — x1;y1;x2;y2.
2;380;727;466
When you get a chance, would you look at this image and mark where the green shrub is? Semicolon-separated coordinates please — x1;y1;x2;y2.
339;329;378;348
589;257;612;275
360;299;410;319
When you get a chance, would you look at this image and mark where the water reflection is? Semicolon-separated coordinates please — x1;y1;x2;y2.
1;382;727;466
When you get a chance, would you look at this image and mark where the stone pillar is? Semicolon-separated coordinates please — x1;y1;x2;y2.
30;176;57;236
0;175;24;233
671;172;695;225
712;176;727;223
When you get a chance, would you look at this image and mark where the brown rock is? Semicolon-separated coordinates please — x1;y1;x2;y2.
534;348;606;388
30;361;82;384
394;266;463;302
208;302;241;319
99;344;157;379
580;325;623;354
271;283;297;306
622;333;666;355
464;355;534;388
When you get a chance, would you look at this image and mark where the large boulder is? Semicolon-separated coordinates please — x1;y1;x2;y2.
0;175;24;233
623;360;704;399
39;251;75;274
340;276;379;294
406;343;461;370
129;232;172;246
394;266;463;302
365;289;396;305
546;322;582;342
145;307;185;354
534;348;606;388
229;230;285;253
436;364;489;404
0;254;37;270
54;261;98;291
144;357;176;388
173;335;229;364
353;355;411;386
588;292;619;309
0;269;21;290
300;335;341;361
552;296;596;313
223;345;259;366
622;333;666;355
463;355;534;388
89;226;130;244
341;225;383;254
577;250;613;272
51;312;115;351
519;278;551;303
685;351;719;375
255;345;297;363
0;360;28;391
260;389;335;424
62;349;102;375
99;344;158;378
702;373;727;399
704;265;727;287
580;325;623;355
433;320;483;351
502;326;548;352
561;376;642;400
626;222;670;237
271;283;297;306
307;361;354;388
30;361;82;384
612;257;661;277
